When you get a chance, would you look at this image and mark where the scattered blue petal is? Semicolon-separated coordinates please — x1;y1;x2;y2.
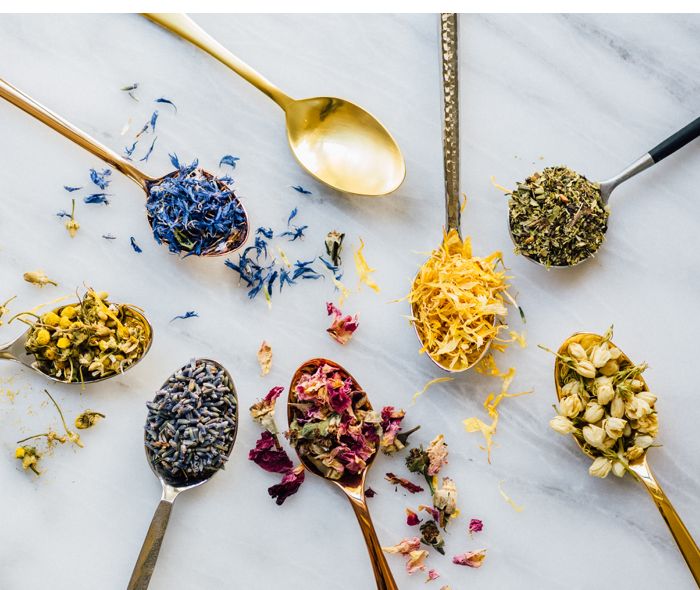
170;311;198;322
256;227;274;239
279;268;296;290
124;141;138;159
140;137;158;162
63;185;82;192
287;208;298;226
130;237;143;253
102;234;116;240
150;110;159;132
89;168;112;190
56;210;71;218
169;153;181;169
84;193;110;205
155;97;177;112
291;185;312;195
281;225;308;241
219;155;240;169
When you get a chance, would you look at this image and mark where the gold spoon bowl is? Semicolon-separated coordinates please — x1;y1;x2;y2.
144;13;406;197
555;332;700;584
288;358;398;590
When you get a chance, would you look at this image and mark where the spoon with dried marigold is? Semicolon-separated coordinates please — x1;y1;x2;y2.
0;78;249;256
128;359;239;590
552;331;700;584
287;358;398;590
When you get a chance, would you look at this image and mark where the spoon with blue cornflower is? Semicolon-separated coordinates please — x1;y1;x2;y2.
0;78;249;257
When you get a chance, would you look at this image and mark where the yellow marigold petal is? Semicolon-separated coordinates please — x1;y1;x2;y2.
354;238;380;293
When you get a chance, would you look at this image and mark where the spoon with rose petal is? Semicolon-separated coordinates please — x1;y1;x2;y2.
143;13;405;197
555;332;700;584
288;358;398;590
128;359;239;590
0;77;249;256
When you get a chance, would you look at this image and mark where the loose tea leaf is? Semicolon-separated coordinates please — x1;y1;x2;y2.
508;166;609;267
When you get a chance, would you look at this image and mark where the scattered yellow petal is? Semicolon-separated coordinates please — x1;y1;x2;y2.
498;480;523;512
332;276;350;306
509;330;527;348
460;192;468;212
354;238;380;293
490;176;510;194
411;376;454;405
257;340;272;376
278;248;292;268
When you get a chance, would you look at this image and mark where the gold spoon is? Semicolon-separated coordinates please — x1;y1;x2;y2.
288;358;397;590
0;301;152;385
128;359;239;590
143;13;406;197
555;332;700;584
410;14;492;373
0;78;249;256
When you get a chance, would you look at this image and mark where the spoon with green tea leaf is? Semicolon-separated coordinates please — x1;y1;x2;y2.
128;358;238;590
288;358;398;590
554;332;700;584
509;116;700;268
0;77;249;256
143;13;405;197
0;290;152;385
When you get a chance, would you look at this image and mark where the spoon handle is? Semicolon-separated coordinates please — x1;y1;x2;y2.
127;493;177;590
0;78;151;187
143;13;293;110
440;13;461;235
346;493;398;590
649;116;700;163
631;459;700;585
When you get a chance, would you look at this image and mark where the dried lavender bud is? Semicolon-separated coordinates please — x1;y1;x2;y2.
145;359;238;485
508;166;609;267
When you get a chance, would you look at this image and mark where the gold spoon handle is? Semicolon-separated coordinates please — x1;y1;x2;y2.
346;493;398;590
440;13;461;235
0;78;150;187
631;459;700;585
143;13;293;110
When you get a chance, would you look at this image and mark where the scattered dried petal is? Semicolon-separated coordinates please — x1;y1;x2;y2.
452;549;487;568
257;341;273;376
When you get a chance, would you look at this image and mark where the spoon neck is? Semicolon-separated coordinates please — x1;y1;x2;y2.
599;153;654;203
161;483;180;503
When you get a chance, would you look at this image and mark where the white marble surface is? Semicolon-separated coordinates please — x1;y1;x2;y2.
1;13;699;590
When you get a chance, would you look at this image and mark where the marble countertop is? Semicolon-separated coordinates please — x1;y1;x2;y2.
1;13;699;590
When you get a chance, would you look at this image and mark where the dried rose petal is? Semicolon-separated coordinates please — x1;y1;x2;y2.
406;549;429;575
380;406;406;454
268;464;305;505
365;487;377;498
248;431;293;474
382;536;421;555
326;302;359;345
385;472;424;494
452;549;487;568
426;434;449;476
257;340;272;376
406;508;421;526
468;518;484;534
426;569;440;582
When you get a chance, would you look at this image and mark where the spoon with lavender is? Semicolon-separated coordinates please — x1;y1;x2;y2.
128;359;239;590
288;358;398;590
0;78;249;256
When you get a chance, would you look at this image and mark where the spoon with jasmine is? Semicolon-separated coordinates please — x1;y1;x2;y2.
288;358;398;590
508;116;700;268
143;13;405;197
0;78;249;256
0;289;153;385
128;359;239;590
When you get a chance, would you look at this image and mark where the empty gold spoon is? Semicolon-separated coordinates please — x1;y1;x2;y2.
288;358;397;590
555;332;700;584
143;13;406;197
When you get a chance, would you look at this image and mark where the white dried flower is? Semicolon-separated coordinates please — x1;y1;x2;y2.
626;396;652;421
561;380;581;398
608;347;621;360
629;379;644;392
634;413;658;437
595;377;614;405
559;395;583;418
611;458;627;478
603;417;626;439
549;416;576;435
567;342;587;361
575;360;596;379
583;401;605;424
634;435;654;449
636;391;656;407
582;425;607;449
610;395;625;419
599;360;619;377
626;445;645;461
589;456;612;478
590;344;611;368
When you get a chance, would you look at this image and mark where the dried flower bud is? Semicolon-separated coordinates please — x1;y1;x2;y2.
74;410;105;430
603;417;626;439
23;271;58;287
626;445;644;461
549;415;575;435
583;401;605;423
575;360;596;379
590;344;611;368
636;391;656;407
582;425;607;449
611;458;627;478
561;380;581;398
589;456;612;478
559;395;583;418
599;359;619;376
626;396;651;420
629;379;644;393
567;342;587;361
594;376;614;405
634;435;654;449
608;347;621;360
610;395;625;418
634;413;658;437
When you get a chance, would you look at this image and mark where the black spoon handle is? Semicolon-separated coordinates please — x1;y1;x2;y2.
649;116;700;162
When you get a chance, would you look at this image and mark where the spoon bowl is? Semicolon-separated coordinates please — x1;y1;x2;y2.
288;358;397;590
0;302;153;385
554;332;700;583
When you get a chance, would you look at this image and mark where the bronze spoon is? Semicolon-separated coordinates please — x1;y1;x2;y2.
0;301;153;385
555;332;700;584
288;358;398;590
128;359;239;590
0;78;249;256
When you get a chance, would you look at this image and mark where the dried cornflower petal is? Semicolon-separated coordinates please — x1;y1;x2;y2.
257;341;273;376
452;549;487;568
326;302;359;345
23;271;58;287
170;311;198;322
74;410;105;430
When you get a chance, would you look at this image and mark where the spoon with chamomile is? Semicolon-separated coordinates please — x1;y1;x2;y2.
128;359;239;590
552;331;700;584
143;13;405;197
508;116;700;269
0;78;249;256
288;358;398;590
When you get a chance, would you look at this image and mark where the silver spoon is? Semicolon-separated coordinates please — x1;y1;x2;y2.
0;78;249;257
127;359;239;590
0;303;153;385
410;14;492;373
511;116;700;268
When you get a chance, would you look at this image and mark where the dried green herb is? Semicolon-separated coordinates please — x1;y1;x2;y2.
419;520;445;555
508;166;609;267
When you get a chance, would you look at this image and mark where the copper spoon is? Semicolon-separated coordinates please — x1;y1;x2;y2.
0;78;249;256
555;332;700;584
288;358;397;590
410;14;492;373
128;359;239;590
0;301;153;385
143;13;406;197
